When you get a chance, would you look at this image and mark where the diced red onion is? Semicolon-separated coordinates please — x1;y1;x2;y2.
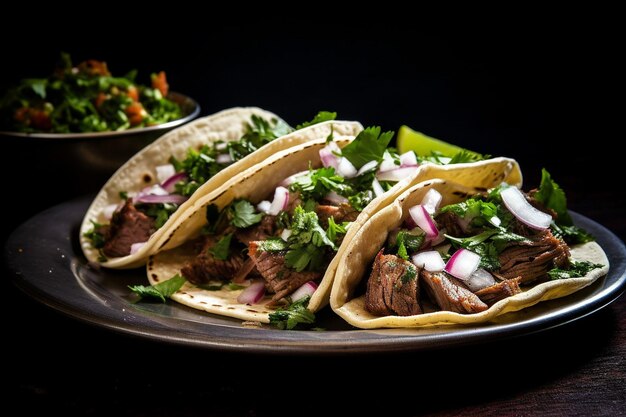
356;160;378;176
134;194;188;204
236;281;266;304
465;268;496;292
411;251;445;272
290;281;318;302
161;172;188;193
376;166;419;182
216;153;233;164
372;178;385;197
325;191;349;205
257;200;271;214
279;170;309;187
147;185;169;196
420;188;443;215
102;203;118;220
445;248;481;280
130;241;147;255
280;229;292;241
337;157;357;178
408;205;439;238
215;142;228;151
156;164;176;183
269;186;290;215
319;142;341;169
500;186;552;230
399;151;418;167
379;151;398;172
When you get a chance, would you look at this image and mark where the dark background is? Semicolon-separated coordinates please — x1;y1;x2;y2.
2;14;623;416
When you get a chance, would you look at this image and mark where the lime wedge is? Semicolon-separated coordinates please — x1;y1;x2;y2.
397;125;465;157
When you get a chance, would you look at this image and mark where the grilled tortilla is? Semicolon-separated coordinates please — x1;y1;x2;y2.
330;179;609;328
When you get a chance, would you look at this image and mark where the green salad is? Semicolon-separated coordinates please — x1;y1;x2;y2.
0;53;183;133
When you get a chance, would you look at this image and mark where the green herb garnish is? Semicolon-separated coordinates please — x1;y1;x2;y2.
129;274;186;302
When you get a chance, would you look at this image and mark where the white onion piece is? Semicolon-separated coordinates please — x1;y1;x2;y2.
500;186;552;230
325;191;348;205
376;166;419;182
237;281;266;304
337;157;357;178
130;242;147;255
379;151;398;172
102;204;118;220
408;205;439;238
319;142;341;169
411;251;445;272
372;178;385;197
279;170;309;187
257;200;271;213
290;281;318;302
465;268;496;292
156;164;176;183
216;153;233;164
420;188;443;215
269;186;290;215
490;216;501;227
445;248;481;280
280;229;292;241
215;142;228;151
400;151;418;167
356;160;378;176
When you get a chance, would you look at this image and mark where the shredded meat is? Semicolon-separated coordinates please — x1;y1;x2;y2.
365;250;422;316
181;235;244;285
316;203;359;228
102;200;155;257
248;242;321;301
474;277;522;305
235;215;277;246
420;270;488;314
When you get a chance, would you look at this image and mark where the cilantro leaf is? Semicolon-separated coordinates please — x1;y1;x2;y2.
446;229;529;271
395;230;425;260
326;217;349;243
140;203;177;229
551;222;595;245
290;166;351;201
295;111;337;129
534;168;573;225
547;261;603;280
229;200;263;228
129;274;186;303
255;237;288;252
269;296;316;330
83;220;106;249
448;149;489;164
341;126;395;169
209;233;233;260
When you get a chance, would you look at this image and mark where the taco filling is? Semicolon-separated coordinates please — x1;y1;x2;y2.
363;170;602;317
84;112;337;260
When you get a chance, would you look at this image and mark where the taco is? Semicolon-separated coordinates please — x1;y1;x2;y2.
80;107;363;268
330;175;609;328
146;126;523;325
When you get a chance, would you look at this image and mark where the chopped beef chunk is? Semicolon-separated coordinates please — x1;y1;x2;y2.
102;200;155;257
181;235;244;285
235;215;277;246
365;250;422;316
497;230;569;284
420;270;488;314
316;203;359;228
232;257;259;283
474;277;522;305
248;242;321;301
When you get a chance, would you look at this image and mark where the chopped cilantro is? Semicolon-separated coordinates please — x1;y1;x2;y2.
341;126;395;169
547;261;603;280
83;220;106;248
118;191;128;200
255;238;288;252
401;263;417;283
209;233;233;260
129;274;186;303
395;230;425;260
140;203;177;228
326;216;349;242
446;229;529;271
269;296;316;330
229;200;264;228
448;149;489;164
290;166;352;201
295;111;337;129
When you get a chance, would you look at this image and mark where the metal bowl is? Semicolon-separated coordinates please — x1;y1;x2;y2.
1;92;200;196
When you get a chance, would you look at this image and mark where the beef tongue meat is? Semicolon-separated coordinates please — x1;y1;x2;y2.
102;200;155;258
420;270;488;314
248;242;321;301
474;277;522;306
365;250;422;316
498;230;569;284
235;215;277;246
181;235;244;285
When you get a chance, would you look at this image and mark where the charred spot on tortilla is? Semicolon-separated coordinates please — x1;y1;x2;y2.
188;294;195;298
151;273;158;280
247;309;259;313
143;174;152;183
227;307;235;310
212;304;222;307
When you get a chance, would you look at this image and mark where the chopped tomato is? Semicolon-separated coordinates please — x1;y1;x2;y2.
14;107;52;130
126;85;139;102
95;92;108;108
151;71;169;96
125;102;147;126
77;60;111;76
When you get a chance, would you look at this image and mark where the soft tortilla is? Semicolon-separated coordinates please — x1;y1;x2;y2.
148;138;524;323
330;179;610;328
80;107;363;268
